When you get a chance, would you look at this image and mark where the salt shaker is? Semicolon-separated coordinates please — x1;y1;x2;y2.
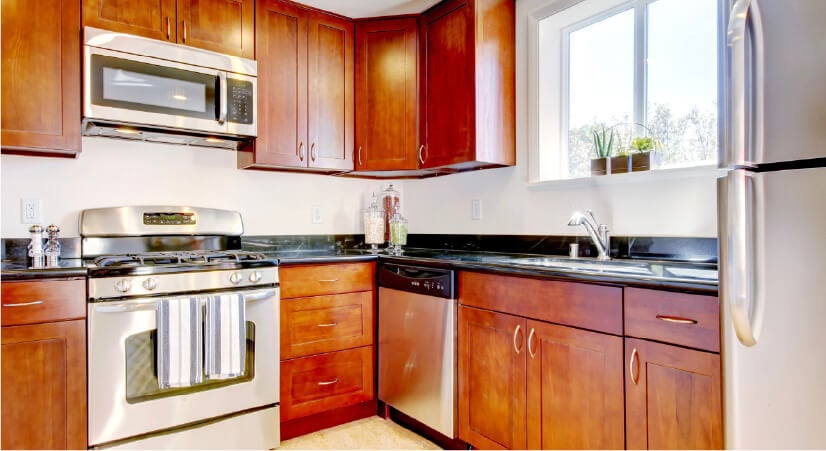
27;225;45;269
45;224;61;268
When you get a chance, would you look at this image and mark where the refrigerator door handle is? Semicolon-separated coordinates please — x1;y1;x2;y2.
725;0;765;167
719;171;766;347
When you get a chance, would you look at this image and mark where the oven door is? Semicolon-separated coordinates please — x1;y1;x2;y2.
84;46;228;135
87;287;278;447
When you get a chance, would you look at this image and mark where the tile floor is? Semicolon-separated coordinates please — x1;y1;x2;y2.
279;416;441;450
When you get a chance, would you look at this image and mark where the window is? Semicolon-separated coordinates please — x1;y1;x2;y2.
534;0;718;181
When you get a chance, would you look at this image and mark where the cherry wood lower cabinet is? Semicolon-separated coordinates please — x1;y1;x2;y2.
1;319;87;450
625;338;722;450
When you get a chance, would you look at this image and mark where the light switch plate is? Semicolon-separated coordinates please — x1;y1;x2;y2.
471;199;482;221
311;205;323;224
21;198;42;224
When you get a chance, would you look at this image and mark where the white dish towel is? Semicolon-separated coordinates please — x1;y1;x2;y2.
206;293;247;379
157;296;204;388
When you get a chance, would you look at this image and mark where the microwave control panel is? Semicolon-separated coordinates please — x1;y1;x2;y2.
227;78;254;124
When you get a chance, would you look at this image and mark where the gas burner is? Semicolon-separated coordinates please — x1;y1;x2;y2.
94;250;268;268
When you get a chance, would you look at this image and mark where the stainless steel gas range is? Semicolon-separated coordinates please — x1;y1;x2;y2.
81;206;279;450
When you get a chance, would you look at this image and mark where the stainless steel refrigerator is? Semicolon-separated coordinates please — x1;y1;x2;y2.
719;0;826;448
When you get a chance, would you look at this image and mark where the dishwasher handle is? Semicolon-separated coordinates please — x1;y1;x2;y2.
378;264;455;299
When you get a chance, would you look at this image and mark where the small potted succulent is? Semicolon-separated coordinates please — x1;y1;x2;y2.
610;149;631;174
629;136;662;172
590;127;614;176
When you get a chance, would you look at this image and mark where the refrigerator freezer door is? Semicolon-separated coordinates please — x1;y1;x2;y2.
720;166;826;448
723;0;826;167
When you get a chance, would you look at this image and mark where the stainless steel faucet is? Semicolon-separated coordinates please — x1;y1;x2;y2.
568;210;611;260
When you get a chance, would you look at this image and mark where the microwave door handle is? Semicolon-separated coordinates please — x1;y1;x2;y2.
218;72;228;125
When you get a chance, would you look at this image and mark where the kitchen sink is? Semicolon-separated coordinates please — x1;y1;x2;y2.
505;257;652;275
502;257;718;282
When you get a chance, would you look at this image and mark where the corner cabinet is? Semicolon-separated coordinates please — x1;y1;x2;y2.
1;279;87;450
1;0;81;157
352;18;421;175
239;0;354;173
419;0;515;171
82;0;255;58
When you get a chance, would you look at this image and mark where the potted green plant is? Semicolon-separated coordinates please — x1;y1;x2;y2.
628;136;662;171
590;127;614;176
610;149;631;174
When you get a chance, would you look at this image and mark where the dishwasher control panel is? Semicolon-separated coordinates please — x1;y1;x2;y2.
378;264;455;299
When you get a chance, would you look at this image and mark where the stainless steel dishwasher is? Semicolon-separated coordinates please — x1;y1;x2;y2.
378;263;457;439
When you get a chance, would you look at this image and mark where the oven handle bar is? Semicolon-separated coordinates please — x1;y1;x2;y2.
93;288;277;313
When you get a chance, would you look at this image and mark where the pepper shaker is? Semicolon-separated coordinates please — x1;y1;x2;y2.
27;225;45;269
45;224;61;268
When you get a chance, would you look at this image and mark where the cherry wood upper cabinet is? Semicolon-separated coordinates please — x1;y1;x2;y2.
354;18;420;172
625;338;723;450
458;306;527;450
307;11;354;171
239;0;354;173
83;0;254;58
177;0;255;59
419;0;515;171
1;0;81;156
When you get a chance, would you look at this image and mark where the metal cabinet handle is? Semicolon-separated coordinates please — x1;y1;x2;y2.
298;142;305;161
527;327;536;358
319;278;339;283
182;20;187;43
2;300;44;307
317;378;339;386
310;143;317;161
217;72;227;124
513;324;523;354
166;17;171;40
417;145;426;165
357;146;363;166
629;348;640;385
656;315;698;325
317;322;337;327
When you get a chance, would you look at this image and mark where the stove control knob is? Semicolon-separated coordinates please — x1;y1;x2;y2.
142;278;158;291
115;279;132;293
229;272;243;285
249;271;262;283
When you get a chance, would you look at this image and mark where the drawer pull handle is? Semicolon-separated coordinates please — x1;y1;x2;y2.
656;315;698;325
317;322;337;327
2;300;44;307
319;278;339;283
629;347;640;385
317;378;339;386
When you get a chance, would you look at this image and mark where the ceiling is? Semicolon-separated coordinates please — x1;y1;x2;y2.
294;0;442;18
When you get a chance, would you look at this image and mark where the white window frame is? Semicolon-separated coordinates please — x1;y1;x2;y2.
526;0;720;184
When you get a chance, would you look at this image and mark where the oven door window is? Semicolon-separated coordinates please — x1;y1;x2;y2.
124;321;255;403
90;54;217;120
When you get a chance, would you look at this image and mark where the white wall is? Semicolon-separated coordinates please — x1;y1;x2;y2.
402;0;719;237
1;137;388;237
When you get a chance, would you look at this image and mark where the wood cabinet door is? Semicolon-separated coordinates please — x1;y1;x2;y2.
307;11;354;171
254;0;308;168
526;320;624;449
82;0;176;41
176;0;254;58
2;0;81;155
626;338;723;450
458;306;527;450
420;0;475;169
354;18;419;171
1;320;87;450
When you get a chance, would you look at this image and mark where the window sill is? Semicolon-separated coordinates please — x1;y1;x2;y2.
528;164;723;190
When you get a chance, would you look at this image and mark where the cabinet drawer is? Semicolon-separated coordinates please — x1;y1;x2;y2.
1;279;86;326
459;272;623;335
281;291;373;359
625;288;720;352
280;346;374;421
280;263;375;299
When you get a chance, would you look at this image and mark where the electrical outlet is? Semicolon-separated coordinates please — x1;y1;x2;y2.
21;198;42;224
471;199;482;220
311;205;323;224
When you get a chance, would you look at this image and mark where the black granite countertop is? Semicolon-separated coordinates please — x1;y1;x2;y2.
0;259;88;281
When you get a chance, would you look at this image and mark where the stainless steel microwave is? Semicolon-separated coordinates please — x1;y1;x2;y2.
83;27;257;148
